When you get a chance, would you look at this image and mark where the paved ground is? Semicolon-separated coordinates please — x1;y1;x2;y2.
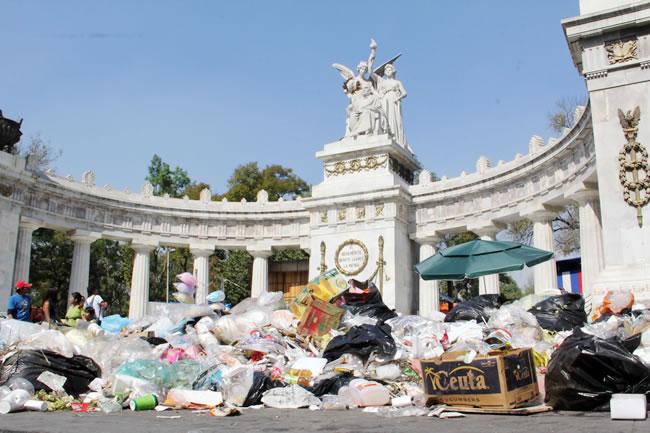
0;409;647;433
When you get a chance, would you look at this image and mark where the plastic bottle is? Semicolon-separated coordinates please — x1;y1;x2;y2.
339;379;390;407
0;389;31;414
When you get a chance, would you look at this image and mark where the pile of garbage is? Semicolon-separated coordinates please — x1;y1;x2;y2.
0;270;648;418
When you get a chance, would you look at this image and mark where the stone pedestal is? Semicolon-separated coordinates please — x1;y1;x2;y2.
191;247;213;304
564;4;650;302
129;243;155;320
418;241;440;317
68;231;99;298
249;248;272;298
306;134;421;314
12;221;39;287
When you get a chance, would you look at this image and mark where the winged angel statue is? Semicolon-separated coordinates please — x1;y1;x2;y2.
333;39;409;149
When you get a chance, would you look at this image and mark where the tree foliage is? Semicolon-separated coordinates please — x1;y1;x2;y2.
506;205;580;256
21;134;62;172
547;96;584;133
146;154;191;198
89;240;134;316
217;162;310;202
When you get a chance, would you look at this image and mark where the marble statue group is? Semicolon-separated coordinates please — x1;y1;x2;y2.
333;39;410;151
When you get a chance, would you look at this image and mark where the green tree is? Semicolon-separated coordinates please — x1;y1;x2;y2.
146;154;191;198
29;229;73;318
89;239;134;316
216;162;310;202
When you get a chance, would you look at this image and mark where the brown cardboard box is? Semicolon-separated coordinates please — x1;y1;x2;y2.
297;298;344;337
420;348;539;409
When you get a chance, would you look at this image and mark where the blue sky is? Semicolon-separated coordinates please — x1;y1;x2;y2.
3;1;583;193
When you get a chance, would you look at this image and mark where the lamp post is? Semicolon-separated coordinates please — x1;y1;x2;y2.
165;248;176;303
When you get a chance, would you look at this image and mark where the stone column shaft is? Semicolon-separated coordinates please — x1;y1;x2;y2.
68;233;98;298
191;248;213;304
418;242;440;317
249;249;272;298
12;222;39;287
477;232;500;295
129;244;155;320
575;192;604;299
531;213;558;294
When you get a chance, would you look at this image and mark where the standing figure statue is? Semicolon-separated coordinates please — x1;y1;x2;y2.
373;61;409;150
332;39;384;138
332;39;409;150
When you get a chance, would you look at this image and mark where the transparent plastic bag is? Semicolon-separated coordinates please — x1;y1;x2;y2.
261;384;320;409
221;366;254;406
0;319;44;346
19;329;76;358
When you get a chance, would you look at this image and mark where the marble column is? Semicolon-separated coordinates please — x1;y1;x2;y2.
573;190;604;299
68;231;99;298
530;211;558;294
418;239;440;318
12;221;39;287
475;229;500;295
248;248;272;298
191;247;213;305
129;243;155;320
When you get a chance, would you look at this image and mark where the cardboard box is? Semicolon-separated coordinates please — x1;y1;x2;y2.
297;298;344;337
420;348;539;409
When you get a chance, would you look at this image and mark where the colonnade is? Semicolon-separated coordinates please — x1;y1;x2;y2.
416;188;604;318
11;227;274;320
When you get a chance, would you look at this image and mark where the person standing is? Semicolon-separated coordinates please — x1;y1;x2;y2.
64;292;84;326
85;287;107;322
7;280;33;322
42;288;59;324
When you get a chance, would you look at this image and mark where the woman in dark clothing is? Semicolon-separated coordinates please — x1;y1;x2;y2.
42;288;59;323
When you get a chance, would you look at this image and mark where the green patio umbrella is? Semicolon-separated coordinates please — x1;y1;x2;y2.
414;239;553;280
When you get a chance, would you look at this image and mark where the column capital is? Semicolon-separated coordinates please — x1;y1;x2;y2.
468;222;505;238
247;247;273;258
523;206;561;223
570;189;600;205
190;246;214;257
69;230;101;243
130;242;157;254
18;220;40;232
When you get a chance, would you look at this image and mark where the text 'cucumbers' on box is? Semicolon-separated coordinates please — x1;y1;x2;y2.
420;348;539;409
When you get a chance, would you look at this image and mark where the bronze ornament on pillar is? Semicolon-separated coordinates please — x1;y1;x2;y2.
318;241;327;274
617;106;650;227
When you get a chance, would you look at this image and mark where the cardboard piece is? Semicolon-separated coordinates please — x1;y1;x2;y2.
421;348;539;409
298;298;344;337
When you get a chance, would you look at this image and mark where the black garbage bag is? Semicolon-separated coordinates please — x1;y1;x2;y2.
243;371;286;407
444;294;504;323
545;329;650;411
307;374;353;397
0;350;101;397
336;280;397;322
528;294;587;331
323;323;396;362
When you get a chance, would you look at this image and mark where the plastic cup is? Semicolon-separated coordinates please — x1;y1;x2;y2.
24;400;48;412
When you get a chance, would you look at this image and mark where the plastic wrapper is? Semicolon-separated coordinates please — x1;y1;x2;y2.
115;359;202;390
335;280;397;322
236;334;286;354
261;384;320;409
527;294;587;331
100;315;131;334
270;309;296;331
207;290;226;304
173;292;195;304
386;315;444;359
444;294;504;323
174;282;196;295
489;304;539;329
0;319;44;347
545;329;650;411
177;272;197;288
323;323;396;362
0;349;101;397
592;291;635;322
84;335;158;377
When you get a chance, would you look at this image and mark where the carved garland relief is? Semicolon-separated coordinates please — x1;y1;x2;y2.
325;155;389;177
606;39;638;65
335;239;369;276
617;106;650;227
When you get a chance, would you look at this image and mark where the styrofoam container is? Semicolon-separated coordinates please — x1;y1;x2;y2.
610;394;647;420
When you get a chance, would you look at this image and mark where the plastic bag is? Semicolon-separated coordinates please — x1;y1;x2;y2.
527;294;587;331
444;294;504;323
323;323;396;362
221;366;254;406
261;384;320;409
0;319;44;346
335;280;397;322
0;350;101;397
545;329;650;410
19;330;77;358
100;315;131;334
243;371;286;406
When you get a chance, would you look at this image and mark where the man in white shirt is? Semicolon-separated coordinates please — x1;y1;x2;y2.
85;287;107;322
